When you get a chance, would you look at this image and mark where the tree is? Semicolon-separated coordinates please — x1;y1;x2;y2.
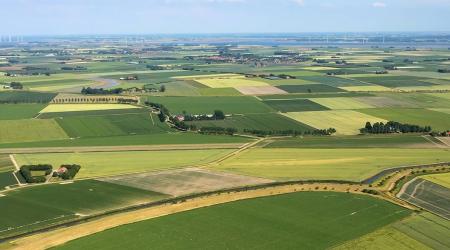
213;110;225;120
160;85;166;92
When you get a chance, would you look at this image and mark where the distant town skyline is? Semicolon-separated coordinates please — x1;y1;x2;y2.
1;0;450;35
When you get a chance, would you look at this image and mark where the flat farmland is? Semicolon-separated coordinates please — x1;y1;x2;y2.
354;97;416;108
310;97;375;110
0;91;56;103
234;86;287;95
284;110;387;135
297;76;367;87
40;104;140;113
55;192;410;250
213;148;450;181
144;96;274;114
0;104;47;120
0;180;168;238
277;84;344;93
186;113;313;132
423;172;450;188
360;108;450;131
335;213;450;250
352;76;434;88
263;99;330;112
14;149;234;178
195;76;269;88
266;135;436;148
339;85;393;92
56;113;170;138
0;119;68;143
100;168;273;196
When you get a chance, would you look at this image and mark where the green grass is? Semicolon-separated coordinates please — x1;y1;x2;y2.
15;149;234;178
186;113;313;132
259;92;373;100
55;192;410;250
0;180;168;238
0;91;56;103
56;113;170;138
142;96;273;114
277;84;345;93
214;148;450;181
263;99;329;112
0;104;47;120
0;119;68;143
298;76;367;87
266;135;434;148
310;97;374;110
0;133;251;148
360;108;450;131
353;76;435;88
422;172;450;188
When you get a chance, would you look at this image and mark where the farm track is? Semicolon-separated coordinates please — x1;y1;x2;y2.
0;143;246;154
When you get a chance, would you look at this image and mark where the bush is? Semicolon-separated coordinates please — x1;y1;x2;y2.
20;164;53;183
57;164;81;180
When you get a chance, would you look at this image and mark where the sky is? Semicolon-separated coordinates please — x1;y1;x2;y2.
1;0;450;35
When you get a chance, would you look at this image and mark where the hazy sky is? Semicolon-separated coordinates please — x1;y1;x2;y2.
1;0;450;35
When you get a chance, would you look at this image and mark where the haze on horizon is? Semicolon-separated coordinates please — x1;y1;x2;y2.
1;0;450;35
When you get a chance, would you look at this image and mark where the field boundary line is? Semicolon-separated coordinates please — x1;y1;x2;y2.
422;135;447;148
9;155;19;171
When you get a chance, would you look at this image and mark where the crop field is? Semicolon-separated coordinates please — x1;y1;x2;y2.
353;96;416;108
40;104;140;113
37;107;149;119
263;99;330;112
213;148;450;181
422;172;450;188
297;76;367;87
378;93;450;108
0;91;56;103
335;213;450;250
398;178;450;219
0;180;168;238
55;192;410;250
265;135;436;148
144;96;274;114
14;149;234;178
277;84;344;93
0;104;47;120
0;119;68;143
195;76;269;88
234;86;287;95
310;97;375;110
100;168;273;196
339;85;393;92
284;110;387;135
352;76;435;88
360;108;450;131
56;113;170;138
186;113;313;132
0;155;15;189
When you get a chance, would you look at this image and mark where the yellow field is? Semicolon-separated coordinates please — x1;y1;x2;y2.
422;172;450;188
339;86;393;92
284;110;387;135
310;97;375;109
172;73;240;80
195;77;269;88
302;66;338;71
40;104;140;113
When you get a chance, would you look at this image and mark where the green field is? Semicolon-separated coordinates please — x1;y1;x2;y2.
360;108;450;131
266;135;435;148
15;149;234;178
143;96;273;114
214;148;450;181
37;108;149;119
0;133;250;148
337;212;450;249
352;76;434;88
0;180;168;238
0;104;47;120
40;104;140;113
284;110;387;135
422;172;450;188
0;91;56;103
0;155;16;189
55;192;410;250
276;84;344;93
56;113;170;138
186;113;313;132
0;119;68;143
263;99;329;112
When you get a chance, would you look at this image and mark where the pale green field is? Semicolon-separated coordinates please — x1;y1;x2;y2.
334;226;430;250
196;77;269;88
213;148;450;181
15;149;233;178
172;73;240;80
40;104;140;113
426;92;450;100
430;108;450;115
302;66;338;71
422;172;450;188
0;119;68;143
310;97;375;110
339;85;393;92
284;110;387;135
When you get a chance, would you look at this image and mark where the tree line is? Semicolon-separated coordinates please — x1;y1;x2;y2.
81;87;124;95
20;164;53;183
360;121;432;134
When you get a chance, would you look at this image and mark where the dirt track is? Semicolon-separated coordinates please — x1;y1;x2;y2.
6;183;373;250
0;143;247;154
